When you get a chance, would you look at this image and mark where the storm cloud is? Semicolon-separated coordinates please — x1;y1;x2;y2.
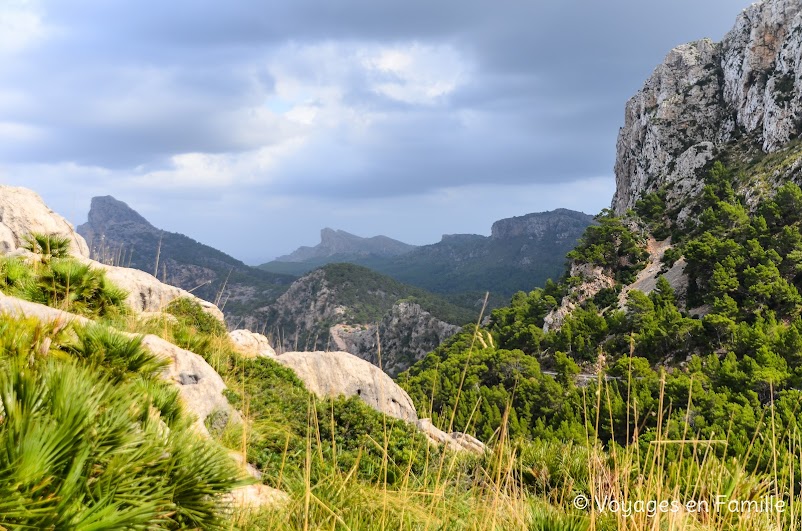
0;0;747;263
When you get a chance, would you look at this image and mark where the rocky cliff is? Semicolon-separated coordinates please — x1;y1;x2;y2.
490;208;595;241
613;0;802;218
329;301;461;376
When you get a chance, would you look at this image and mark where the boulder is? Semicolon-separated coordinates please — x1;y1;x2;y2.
415;418;486;455
276;350;418;422
141;334;237;436
229;329;276;358
88;259;225;322
0;185;90;257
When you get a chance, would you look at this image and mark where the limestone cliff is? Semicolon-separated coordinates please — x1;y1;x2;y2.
613;0;802;218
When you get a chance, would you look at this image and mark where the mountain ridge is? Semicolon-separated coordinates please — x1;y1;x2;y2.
261;209;594;298
275;228;417;262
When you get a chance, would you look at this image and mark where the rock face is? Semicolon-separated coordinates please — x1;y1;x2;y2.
77;195;293;327
490;209;595;242
613;0;802;217
276;350;418;422
0;186;90;257
329;301;461;376
275;228;417;262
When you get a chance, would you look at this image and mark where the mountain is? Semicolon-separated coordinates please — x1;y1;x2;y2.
613;0;802;219
399;0;802;486
257;263;475;376
77;196;295;323
261;209;594;300
276;228;417;263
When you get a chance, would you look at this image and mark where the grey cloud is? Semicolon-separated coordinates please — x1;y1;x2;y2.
0;0;753;260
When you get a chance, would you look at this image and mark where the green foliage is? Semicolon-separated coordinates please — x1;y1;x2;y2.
165;296;227;336
67;324;168;382
0;315;245;529
400;159;802;490
23;232;72;261
225;356;431;487
566;210;648;283
0;256;129;319
634;189;671;240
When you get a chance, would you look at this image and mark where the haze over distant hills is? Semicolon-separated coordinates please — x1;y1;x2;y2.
276;228;417;263
260;209;595;300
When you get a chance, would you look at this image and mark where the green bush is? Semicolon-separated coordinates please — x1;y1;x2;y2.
165;296;227;336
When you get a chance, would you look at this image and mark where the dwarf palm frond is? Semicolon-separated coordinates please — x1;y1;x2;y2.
0;320;246;529
32;259;129;318
67;324;168;382
0;256;35;295
23;232;72;261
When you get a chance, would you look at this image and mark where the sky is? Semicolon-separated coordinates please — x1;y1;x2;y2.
1;0;750;264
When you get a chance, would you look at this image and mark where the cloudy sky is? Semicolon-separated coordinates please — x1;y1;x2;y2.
1;0;748;264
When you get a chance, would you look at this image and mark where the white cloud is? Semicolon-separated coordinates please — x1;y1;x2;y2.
363;44;467;104
0;1;46;56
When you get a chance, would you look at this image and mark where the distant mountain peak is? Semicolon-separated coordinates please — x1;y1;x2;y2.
276;228;417;263
490;209;595;241
85;196;155;231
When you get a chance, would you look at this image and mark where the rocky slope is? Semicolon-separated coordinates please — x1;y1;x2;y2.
77;196;294;324
613;0;802;219
259;263;468;376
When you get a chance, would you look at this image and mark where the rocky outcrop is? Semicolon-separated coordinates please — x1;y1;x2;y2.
415;418;486;455
276;350;418;422
329;301;460;376
613;0;802;217
91;260;225;320
0;186;90;257
275;228;417;262
543;262;615;333
262;265;463;374
229;329;277;358
141;334;237;435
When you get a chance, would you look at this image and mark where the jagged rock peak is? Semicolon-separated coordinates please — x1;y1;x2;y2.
85;196;154;230
491;209;595;240
613;0;802;217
